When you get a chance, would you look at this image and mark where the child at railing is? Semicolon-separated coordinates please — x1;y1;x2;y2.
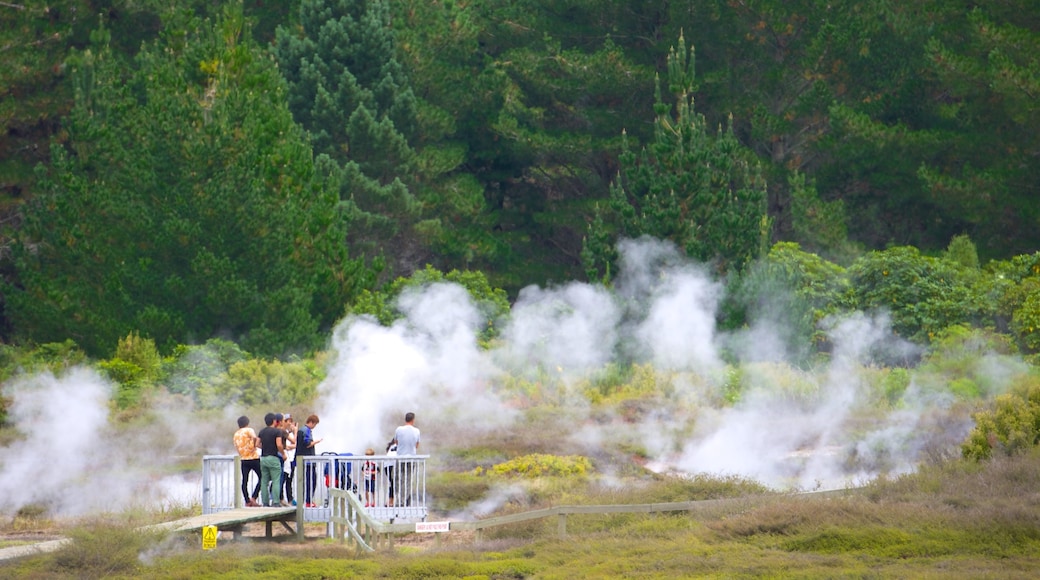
385;440;398;507
362;449;378;507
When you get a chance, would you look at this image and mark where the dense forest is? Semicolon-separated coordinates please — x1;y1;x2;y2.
1;0;1039;359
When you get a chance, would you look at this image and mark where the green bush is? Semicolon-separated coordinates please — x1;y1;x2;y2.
914;325;1020;399
846;246;978;343
880;367;911;406
196;357;323;408
734;242;850;354
962;376;1040;460
97;359;147;409
1011;283;1040;353
97;331;165;409
161;338;248;401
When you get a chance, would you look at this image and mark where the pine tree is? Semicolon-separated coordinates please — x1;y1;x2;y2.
584;34;770;280
4;6;369;357
274;0;421;272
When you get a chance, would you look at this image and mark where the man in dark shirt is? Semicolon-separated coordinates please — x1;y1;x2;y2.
295;414;322;507
257;412;286;507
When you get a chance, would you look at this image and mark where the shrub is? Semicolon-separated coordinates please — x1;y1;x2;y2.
880;367;911;406
161;338;248;401
742;242;851;353
962;376;1040;460
51;521;167;577
112;331;162;380
198;357;322;407
97;359;147;409
478;454;594;478
846;246;977;343
1011;283;1040;353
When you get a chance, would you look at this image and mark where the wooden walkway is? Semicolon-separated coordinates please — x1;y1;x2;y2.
0;507;299;563
145;507;298;539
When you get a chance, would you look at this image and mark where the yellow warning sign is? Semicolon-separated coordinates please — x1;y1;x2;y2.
202;525;218;550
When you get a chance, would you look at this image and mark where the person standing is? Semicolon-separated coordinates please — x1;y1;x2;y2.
233;416;261;507
295;414;323;507
281;415;298;506
362;448;378;507
385;439;398;507
257;412;286;507
392;412;420;506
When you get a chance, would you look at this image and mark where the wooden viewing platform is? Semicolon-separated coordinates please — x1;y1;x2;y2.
201;454;431;541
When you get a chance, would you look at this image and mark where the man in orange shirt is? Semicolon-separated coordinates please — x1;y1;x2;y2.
233;416;262;507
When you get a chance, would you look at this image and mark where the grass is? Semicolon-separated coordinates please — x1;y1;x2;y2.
5;450;1040;578
4;397;1040;578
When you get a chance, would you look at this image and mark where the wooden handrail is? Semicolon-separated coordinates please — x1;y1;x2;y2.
328;487;854;545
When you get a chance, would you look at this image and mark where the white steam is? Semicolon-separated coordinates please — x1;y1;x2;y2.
0;237;1005;519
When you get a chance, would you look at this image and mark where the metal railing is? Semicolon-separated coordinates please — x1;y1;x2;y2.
201;455;237;514
202;454;429;529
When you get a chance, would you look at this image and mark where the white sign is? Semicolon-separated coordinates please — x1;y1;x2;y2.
415;521;450;533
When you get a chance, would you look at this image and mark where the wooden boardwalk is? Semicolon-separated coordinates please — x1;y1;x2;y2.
145;507;298;539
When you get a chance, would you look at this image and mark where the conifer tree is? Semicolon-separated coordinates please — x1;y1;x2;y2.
274;0;421;271
4;6;368;357
583;34;769;281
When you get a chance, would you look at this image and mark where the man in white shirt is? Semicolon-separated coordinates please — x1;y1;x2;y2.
392;412;420;506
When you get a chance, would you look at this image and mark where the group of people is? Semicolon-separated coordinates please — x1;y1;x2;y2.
233;412;323;508
232;411;422;510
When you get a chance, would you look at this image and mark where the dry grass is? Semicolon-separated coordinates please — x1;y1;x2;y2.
5;404;1040;578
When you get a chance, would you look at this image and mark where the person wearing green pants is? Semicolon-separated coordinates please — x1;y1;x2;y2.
256;412;287;507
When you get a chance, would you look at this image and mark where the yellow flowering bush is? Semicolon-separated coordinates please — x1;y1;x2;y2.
476;454;594;478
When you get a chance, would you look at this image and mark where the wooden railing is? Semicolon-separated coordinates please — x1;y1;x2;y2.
328;489;854;550
202;454;429;539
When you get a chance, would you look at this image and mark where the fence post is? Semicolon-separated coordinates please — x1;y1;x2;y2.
296;457;306;542
234;456;243;509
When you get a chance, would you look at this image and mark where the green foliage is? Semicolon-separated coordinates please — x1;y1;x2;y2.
0;340;86;380
945;234;981;271
479;453;594;478
581;362;671;406
275;0;421;274
96;331;163;409
881;367;912;406
788;172;851;260
725;242;850;358
962;375;1040;460
349;265;510;346
918;6;1040;260
4;6;368;357
161;338;248;403
584;33;769;279
981;252;1040;352
96;359;147;409
196;357;323;408
846;246;979;342
112;331;162;382
1011;285;1040;353
914;325;1020;400
51;521;167;577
